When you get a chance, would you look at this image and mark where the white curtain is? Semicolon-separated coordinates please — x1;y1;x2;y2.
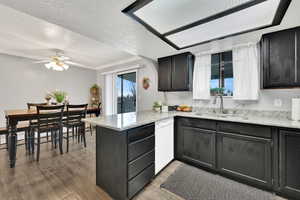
193;54;211;100
104;73;116;115
233;43;259;100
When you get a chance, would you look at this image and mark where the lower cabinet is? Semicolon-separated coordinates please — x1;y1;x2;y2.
279;130;300;199
217;132;273;189
175;118;300;200
96;124;155;200
178;126;216;169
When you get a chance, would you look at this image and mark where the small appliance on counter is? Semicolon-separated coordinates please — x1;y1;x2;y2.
168;105;179;111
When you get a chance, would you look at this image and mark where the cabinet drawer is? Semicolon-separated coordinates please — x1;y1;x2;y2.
128;124;154;144
218;122;271;138
128;150;155;180
128;135;155;162
128;164;154;199
177;117;217;130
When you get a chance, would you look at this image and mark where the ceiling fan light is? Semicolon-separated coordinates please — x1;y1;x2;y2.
63;64;69;70
45;61;69;71
53;65;62;71
45;62;53;69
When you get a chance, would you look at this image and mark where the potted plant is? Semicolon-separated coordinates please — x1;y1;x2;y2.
91;84;99;94
153;101;162;112
52;90;67;104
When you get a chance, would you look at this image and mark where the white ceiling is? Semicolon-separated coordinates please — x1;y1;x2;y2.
135;0;251;34
0;4;138;70
0;0;299;65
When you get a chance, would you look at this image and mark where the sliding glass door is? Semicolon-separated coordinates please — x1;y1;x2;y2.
116;71;137;114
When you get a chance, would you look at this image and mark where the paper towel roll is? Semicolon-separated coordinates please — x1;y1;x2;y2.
292;98;300;121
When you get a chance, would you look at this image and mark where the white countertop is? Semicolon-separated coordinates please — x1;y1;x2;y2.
83;110;300;131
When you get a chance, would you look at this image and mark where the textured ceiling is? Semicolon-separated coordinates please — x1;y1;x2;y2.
0;4;139;69
0;0;298;63
0;0;176;61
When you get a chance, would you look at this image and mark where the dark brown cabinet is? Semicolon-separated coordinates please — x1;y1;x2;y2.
217;132;272;189
175;117;274;190
279;130;300;200
158;57;172;91
297;29;300;83
261;27;300;88
96;124;155;200
158;52;194;91
179;126;216;169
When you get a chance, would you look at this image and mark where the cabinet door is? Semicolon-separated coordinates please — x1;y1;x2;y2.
158;57;172;91
217;132;272;189
263;30;295;88
172;54;190;91
279;130;300;199
296;29;300;84
180;126;216;169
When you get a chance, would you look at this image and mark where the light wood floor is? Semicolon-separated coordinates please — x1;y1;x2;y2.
0;134;286;200
0;134;183;200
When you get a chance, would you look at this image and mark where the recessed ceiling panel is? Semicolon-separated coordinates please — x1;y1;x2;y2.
123;0;291;50
134;0;252;34
166;0;279;48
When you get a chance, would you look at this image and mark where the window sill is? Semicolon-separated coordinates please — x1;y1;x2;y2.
210;96;233;98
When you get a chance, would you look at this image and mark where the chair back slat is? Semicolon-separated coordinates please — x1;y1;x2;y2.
37;105;64;131
66;104;88;125
27;103;47;110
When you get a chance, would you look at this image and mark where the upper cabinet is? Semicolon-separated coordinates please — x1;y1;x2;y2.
158;52;194;91
261;27;300;88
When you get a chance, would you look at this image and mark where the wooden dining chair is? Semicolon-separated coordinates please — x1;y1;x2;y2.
88;103;101;135
0;124;31;151
63;104;88;152
29;105;64;161
27;103;50;142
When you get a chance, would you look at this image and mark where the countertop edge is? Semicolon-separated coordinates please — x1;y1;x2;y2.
83;112;300;131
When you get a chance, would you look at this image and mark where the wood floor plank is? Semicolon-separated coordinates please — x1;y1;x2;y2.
0;134;285;200
0;135;182;200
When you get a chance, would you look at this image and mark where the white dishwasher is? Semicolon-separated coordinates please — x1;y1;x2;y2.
155;118;174;175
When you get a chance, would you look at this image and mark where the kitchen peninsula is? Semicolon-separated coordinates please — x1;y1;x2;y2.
84;110;300;200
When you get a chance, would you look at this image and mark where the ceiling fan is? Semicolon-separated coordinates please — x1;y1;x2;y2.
34;50;87;71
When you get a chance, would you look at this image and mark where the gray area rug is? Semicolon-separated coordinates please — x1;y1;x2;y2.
161;164;277;200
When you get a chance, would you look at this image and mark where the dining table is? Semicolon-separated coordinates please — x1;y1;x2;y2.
4;106;101;168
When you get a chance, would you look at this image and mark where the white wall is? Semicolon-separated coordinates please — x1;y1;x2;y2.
97;56;300;113
0;53;97;126
97;58;165;113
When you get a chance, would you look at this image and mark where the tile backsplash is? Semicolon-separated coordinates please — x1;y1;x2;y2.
165;88;300;112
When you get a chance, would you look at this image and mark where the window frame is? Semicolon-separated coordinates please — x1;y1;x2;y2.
210;50;233;97
116;69;138;114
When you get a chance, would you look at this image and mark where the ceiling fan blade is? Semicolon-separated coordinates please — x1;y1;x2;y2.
65;61;93;68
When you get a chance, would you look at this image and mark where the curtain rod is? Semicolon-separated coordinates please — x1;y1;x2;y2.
101;64;143;75
195;41;259;56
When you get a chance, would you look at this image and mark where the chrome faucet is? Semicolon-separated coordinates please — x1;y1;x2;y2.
213;94;224;114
